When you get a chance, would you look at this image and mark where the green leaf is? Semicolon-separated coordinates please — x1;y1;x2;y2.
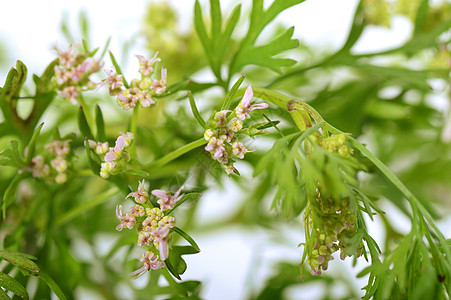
125;169;150;178
337;0;364;53
2;173;27;219
38;272;67;300
0;272;28;300
84;137;100;175
413;0;429;36
194;0;241;79
167;246;200;278
233;27;298;74
25;122;44;164
0;61;28;127
0;251;39;274
109;51;129;88
0;288;11;300
221;75;245;111
229;0;304;75
172;227;200;252
188;91;206;129
99;37;111;60
95;104;106;141
79;10;90;45
0;140;25;167
77;106;94;140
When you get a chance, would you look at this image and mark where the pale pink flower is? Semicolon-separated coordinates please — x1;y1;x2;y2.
204;129;217;141
205;137;225;160
46;140;71;157
152;186;184;211
228;119;243;132
50;156;68;172
104;136;126;162
219;128;235;143
232;142;250;159
97;65;123;92
115;205;136;231
137;231;154;247
214;110;232;127
129;251;165;278
151;68;167;95
127;180;149;204
136;52;161;76
57;86;79;104
146;207;164;221
235;86;268;120
54;67;71;85
130;204;146;217
120;132;134;147
117;90;138;110
142;217;158;231
55;43;77;68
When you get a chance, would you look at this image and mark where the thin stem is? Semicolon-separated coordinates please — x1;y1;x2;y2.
130;105;139;158
144;138;207;170
161;268;187;295
54;187;119;226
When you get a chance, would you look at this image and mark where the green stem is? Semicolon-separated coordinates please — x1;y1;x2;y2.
54;187;119;226
161;268;187;295
344;135;451;262
144;138;207;170
130;106;139;158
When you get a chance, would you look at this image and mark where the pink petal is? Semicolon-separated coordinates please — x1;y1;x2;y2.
104;151;116;162
159;240;169;261
152;189;169;200
241;85;253;108
115;136;126;151
173;186;184;199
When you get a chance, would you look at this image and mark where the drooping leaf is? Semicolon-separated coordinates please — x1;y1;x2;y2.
167;246;200;278
38;272;67;300
0;272;29;300
0;251;39;274
172;227;200;252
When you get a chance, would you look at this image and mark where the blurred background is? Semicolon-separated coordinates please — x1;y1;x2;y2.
1;0;451;299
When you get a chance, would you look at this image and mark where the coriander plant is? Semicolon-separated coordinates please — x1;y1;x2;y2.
1;0;450;299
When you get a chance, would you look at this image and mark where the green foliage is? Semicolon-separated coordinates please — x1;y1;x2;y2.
1;0;451;299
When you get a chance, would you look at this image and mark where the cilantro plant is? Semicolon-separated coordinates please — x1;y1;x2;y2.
1;0;450;299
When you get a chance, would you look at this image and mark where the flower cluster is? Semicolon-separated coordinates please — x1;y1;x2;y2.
28;155;50;179
303;135;363;276
115;180;185;278
53;43;102;104
46;140;72;183
318;134;353;157
203;86;268;174
99;53;167;110
89;132;134;178
303;202;362;276
27;139;72;184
